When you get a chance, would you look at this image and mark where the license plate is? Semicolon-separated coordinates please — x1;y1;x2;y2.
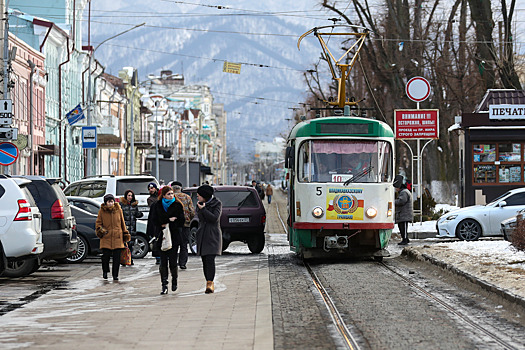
229;217;250;223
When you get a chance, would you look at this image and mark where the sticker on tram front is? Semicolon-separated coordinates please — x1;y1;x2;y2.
326;188;364;220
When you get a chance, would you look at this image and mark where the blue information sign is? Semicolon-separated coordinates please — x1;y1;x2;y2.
82;126;97;149
0;142;19;166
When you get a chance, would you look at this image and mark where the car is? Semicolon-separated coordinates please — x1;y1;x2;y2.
500;208;525;242
63;175;159;219
437;187;525;241
0;176;43;277
66;196;149;262
184;185;266;254
12;176;78;262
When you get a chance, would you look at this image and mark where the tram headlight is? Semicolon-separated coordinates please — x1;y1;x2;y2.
365;206;377;218
312;206;324;219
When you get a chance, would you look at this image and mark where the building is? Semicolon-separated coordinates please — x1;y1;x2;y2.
455;89;525;206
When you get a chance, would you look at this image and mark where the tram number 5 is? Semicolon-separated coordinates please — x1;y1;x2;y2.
316;187;322;196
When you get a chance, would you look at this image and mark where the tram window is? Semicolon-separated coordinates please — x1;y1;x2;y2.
298;141;312;182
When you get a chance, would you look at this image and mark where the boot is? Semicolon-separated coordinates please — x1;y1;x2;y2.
160;265;169;295
170;268;178;291
205;281;214;294
398;239;408;246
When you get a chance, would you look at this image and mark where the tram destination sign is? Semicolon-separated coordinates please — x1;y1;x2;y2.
394;109;439;139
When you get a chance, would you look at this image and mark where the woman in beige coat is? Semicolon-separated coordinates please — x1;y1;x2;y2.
96;194;130;281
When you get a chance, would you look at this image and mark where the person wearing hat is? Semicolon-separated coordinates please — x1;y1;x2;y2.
195;184;222;294
147;182;159;208
95;194;130;281
393;175;413;245
171;181;195;269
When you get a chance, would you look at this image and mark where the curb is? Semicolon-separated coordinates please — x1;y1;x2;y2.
402;247;525;310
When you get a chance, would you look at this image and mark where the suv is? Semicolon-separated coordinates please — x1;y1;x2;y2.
12;176;78;262
0;176;43;277
63;175;159;219
66;196;149;262
184;186;266;254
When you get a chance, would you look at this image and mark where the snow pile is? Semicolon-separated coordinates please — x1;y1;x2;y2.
407;240;525;300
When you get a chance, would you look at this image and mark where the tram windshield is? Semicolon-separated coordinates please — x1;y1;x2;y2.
298;140;393;183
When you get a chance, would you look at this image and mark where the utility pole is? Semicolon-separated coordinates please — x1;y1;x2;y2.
27;59;35;175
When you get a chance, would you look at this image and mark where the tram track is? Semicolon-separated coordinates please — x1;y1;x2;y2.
274;197;519;349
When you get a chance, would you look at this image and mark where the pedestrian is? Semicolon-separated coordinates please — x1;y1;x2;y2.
252;180;264;200
120;189;143;266
394;175;413;245
146;182;161;265
95;194;130;281
195;184;222;294
152;186;185;294
147;182;159;207
171;181;195;269
265;183;273;204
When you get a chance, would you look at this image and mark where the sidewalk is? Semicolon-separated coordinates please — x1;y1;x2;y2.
0;253;273;350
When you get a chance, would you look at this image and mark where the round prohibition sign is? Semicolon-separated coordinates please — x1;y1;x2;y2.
406;76;431;102
0;142;19;166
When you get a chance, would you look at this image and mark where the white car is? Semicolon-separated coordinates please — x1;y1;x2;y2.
0;176;43;277
63;175;159;219
437;187;525;241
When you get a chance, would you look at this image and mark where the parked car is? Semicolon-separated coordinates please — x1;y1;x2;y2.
184;186;266;254
12;176;78;262
66;196;149;262
437;187;525;241
0;176;43;277
500;208;525;242
63;175;159;219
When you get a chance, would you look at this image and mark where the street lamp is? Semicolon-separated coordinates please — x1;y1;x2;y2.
86;22;145;176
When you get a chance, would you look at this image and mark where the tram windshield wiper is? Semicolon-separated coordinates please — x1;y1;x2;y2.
343;166;374;185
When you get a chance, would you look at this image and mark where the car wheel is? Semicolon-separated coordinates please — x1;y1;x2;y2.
247;234;265;254
66;235;89;263
131;235;149;259
4;259;39;277
189;226;198;255
456;219;482;241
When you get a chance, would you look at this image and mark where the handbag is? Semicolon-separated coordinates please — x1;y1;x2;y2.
120;246;132;265
161;226;172;251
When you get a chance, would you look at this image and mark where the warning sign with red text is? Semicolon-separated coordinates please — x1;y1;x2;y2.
394;109;439;139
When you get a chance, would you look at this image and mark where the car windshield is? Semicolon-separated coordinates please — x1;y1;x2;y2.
215;191;259;208
116;179;157;196
486;191;511;206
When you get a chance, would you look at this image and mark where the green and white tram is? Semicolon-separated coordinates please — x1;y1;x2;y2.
285;116;395;260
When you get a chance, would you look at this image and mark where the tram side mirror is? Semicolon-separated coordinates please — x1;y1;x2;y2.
285;146;295;169
498;201;507;207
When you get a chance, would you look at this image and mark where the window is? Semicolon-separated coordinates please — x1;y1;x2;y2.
77;181;107;198
472;143;525;184
298;140;392;183
504;193;525;206
215;191;258;208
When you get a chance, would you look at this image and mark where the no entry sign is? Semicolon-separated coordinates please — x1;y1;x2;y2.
406;76;431;103
0;142;19;166
394;109;439;139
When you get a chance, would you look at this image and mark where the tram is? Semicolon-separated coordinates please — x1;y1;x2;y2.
285;116;395;259
286;25;395;259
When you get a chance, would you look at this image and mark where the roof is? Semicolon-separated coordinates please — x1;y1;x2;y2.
475;89;525;113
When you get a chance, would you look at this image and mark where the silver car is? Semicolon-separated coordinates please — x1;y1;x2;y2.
500;208;525;242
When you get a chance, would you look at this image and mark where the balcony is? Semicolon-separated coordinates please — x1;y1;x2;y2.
96;114;121;147
134;131;153;149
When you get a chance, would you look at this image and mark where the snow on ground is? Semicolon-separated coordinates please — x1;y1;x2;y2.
406;240;525;300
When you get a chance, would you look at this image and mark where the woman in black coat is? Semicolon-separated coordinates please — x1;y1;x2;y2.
120;189;143;265
195;185;222;294
152;186;184;295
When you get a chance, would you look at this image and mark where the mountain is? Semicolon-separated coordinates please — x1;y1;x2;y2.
86;1;331;161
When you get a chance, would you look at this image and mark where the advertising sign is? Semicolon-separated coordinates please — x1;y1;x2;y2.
394;109;439;139
489;104;525;120
325;188;364;220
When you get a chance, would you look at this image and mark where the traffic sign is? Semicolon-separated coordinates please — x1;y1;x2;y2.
0;99;12;114
82;126;97;149
394;109;439;139
0;142;19;166
405;77;431;102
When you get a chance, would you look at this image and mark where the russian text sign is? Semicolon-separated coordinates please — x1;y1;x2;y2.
223;61;241;74
394;109;439;139
489;104;525;120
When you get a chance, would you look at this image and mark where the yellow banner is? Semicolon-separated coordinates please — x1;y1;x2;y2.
326;188;364;220
223;61;242;74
